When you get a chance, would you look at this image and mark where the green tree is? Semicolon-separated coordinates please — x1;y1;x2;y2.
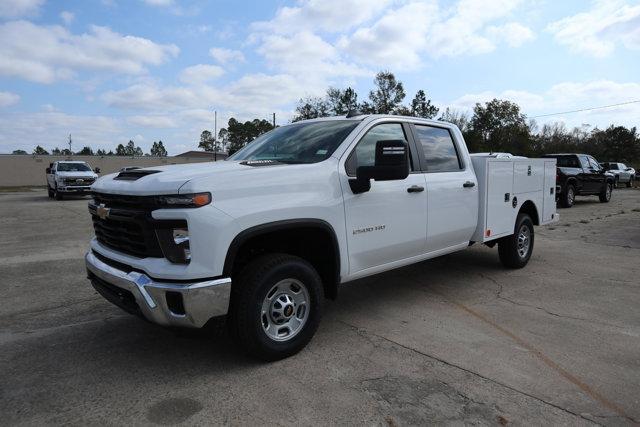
198;130;214;151
33;145;49;155
410;90;439;119
12;149;27;154
116;140;142;156
115;144;126;156
150;140;168;156
76;146;94;155
438;108;469;133
326;87;359;115
368;71;406;114
51;147;61;155
226;118;275;155
293;96;329;122
467;99;531;155
96;149;107;156
218;128;229;152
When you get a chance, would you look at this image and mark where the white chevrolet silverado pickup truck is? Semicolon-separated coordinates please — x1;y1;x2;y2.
86;114;558;360
46;160;99;200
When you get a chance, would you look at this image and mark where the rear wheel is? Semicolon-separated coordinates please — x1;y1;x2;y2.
498;213;534;269
560;184;575;208
228;253;323;361
599;182;612;203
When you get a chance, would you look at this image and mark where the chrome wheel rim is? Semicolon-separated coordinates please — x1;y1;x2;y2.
606;184;611;200
517;225;531;258
567;188;574;205
261;278;310;342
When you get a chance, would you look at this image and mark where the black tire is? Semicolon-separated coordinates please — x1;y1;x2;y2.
54;185;63;200
228;253;323;361
47;185;54;198
599;182;612;203
627;178;633;188
498;213;534;269
560;184;575;208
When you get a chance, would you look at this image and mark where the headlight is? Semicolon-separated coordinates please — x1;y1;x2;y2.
156;222;191;264
156;192;211;208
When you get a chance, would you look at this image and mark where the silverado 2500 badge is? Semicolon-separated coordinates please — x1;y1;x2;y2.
352;225;386;235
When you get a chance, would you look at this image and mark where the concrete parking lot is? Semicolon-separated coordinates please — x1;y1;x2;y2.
1;188;639;426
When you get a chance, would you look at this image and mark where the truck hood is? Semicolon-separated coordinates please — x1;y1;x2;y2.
91;161;292;195
55;171;98;179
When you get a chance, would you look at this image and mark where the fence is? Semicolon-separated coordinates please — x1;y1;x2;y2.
0;155;217;187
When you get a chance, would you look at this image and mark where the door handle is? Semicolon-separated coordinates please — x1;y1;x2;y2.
463;181;476;188
407;185;424;193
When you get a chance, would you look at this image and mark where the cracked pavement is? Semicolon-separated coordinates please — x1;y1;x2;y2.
1;188;639;426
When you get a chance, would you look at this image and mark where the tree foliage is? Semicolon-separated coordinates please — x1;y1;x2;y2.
150;140;168;156
76;146;94;155
33;145;49;155
411;90;439;119
226;118;275;155
116;140;143;156
199;130;215;151
12;149;27;154
368;71;406;114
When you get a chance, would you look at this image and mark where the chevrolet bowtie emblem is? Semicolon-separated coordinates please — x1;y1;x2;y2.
96;204;110;220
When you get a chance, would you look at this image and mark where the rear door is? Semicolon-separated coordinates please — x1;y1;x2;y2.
410;123;478;252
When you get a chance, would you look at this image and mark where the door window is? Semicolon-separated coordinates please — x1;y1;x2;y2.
414;125;462;172
588;157;601;171
346;123;407;176
579;156;590;170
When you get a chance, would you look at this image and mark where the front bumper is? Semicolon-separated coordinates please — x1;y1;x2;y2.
85;251;231;328
59;185;92;193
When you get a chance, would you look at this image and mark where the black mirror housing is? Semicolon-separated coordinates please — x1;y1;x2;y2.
45;168;51;174
349;139;410;194
94;167;101;173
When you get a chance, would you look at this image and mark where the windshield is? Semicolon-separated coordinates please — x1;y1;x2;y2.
228;120;360;164
57;163;92;172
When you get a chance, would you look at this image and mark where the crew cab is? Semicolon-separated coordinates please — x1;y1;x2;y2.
46;161;99;200
542;154;614;208
601;162;635;188
86;115;558;360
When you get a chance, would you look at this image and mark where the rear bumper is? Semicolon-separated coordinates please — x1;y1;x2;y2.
85;251;231;328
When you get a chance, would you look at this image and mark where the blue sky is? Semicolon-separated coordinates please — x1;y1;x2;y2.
1;0;639;155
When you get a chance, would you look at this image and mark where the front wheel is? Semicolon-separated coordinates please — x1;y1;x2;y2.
599;182;612;203
627;177;633;188
498;213;534;269
54;185;63;200
228;253;323;361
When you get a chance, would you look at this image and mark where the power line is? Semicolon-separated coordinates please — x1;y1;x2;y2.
530;99;640;119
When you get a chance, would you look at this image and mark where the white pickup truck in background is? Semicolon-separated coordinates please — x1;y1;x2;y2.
85;114;558;360
46;160;99;200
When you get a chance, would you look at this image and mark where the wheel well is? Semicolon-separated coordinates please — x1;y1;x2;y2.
519;200;540;226
224;220;340;299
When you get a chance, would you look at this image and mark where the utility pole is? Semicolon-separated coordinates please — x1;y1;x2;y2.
68;134;72;157
214;110;217;162
272;113;276;128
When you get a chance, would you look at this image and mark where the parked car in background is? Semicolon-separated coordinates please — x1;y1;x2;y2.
542;154;614;208
46;161;99;200
600;162;635;188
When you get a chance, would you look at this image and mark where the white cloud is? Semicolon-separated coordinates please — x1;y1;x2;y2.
142;0;173;6
547;0;640;57
102;83;206;111
126;115;178;128
0;111;123;153
0;20;179;84
447;80;640;129
209;47;245;65
338;0;533;69
251;0;391;34
179;64;224;84
486;22;535;47
0;0;44;18
60;11;75;25
0;91;20;107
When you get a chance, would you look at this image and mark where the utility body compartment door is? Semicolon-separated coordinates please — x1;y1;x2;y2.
485;161;514;239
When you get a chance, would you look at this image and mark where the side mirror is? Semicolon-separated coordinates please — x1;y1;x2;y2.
94;167;101;174
349;139;410;194
45;168;51;174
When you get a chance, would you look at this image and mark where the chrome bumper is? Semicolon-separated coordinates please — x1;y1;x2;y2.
85;251;231;328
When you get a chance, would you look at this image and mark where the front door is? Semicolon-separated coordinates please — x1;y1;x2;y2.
341;122;427;275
